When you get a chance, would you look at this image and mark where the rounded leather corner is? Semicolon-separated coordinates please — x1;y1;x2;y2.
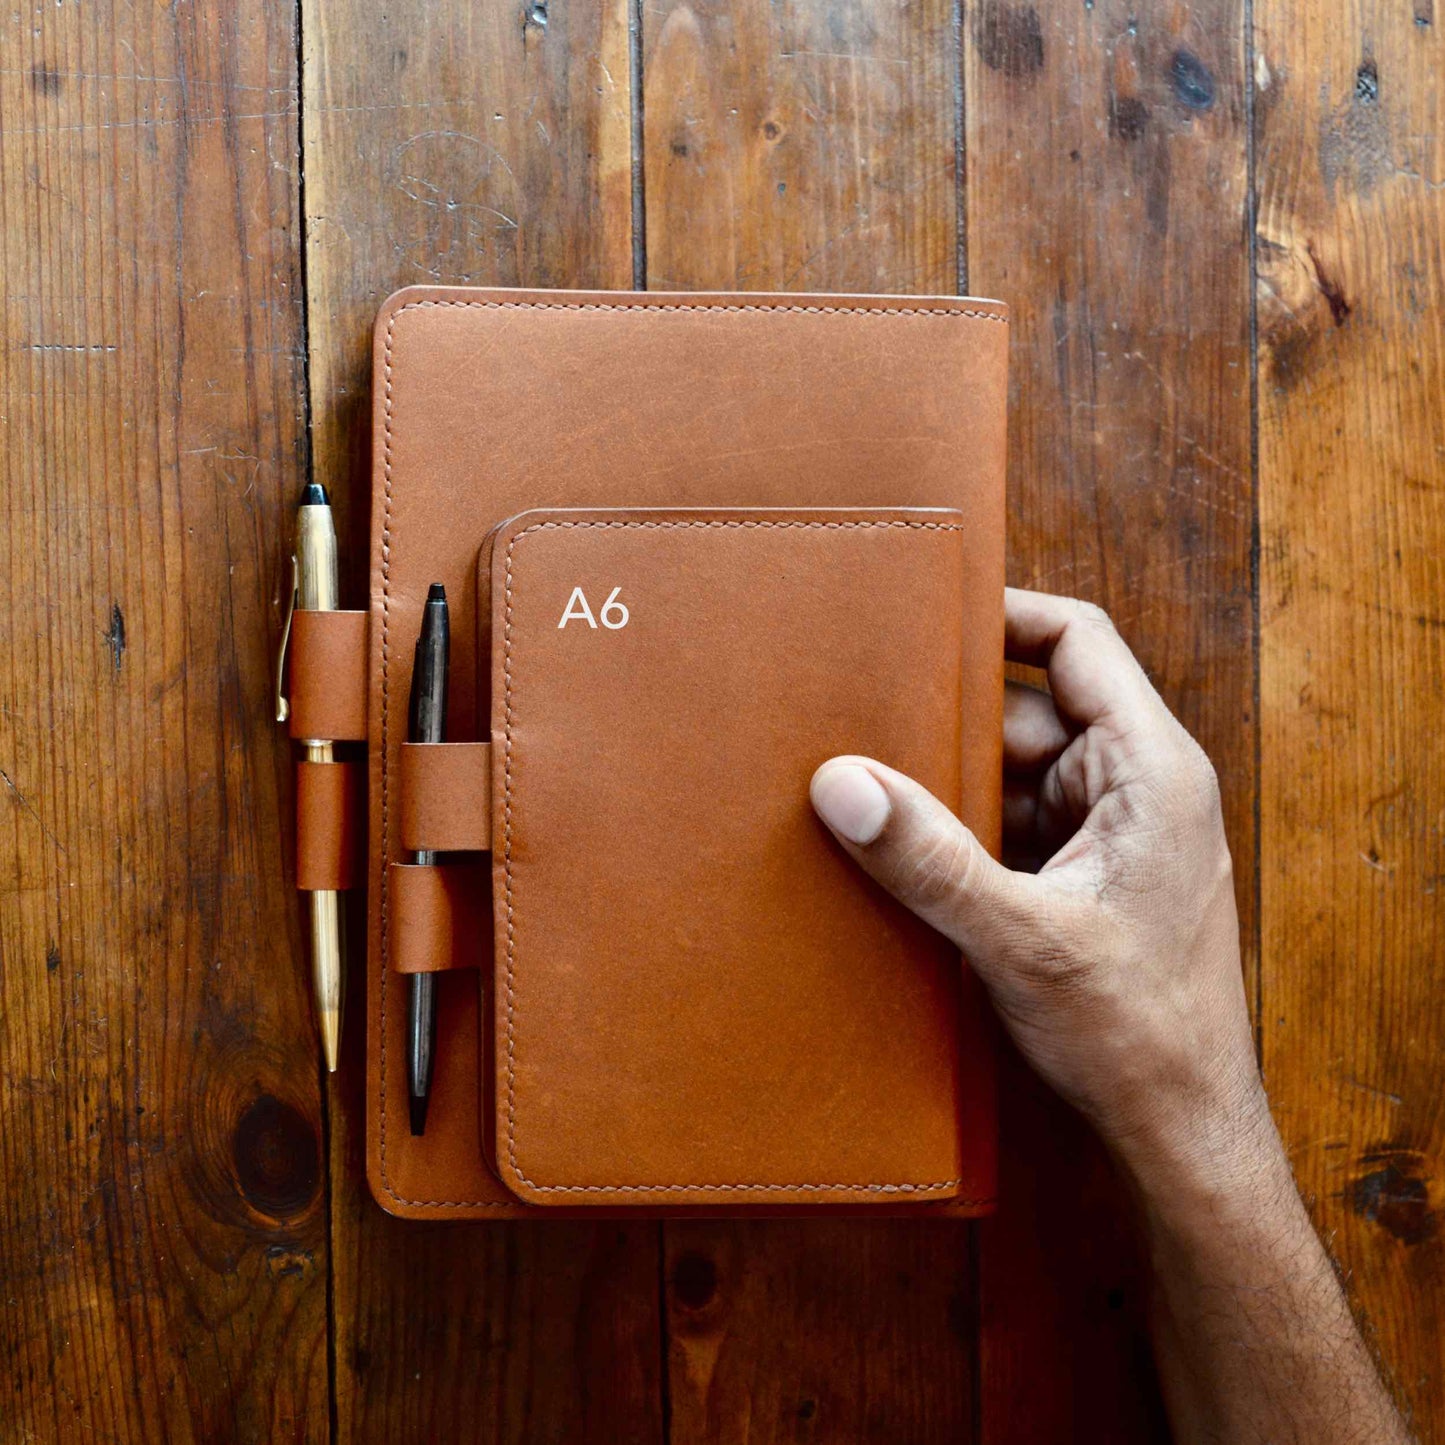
493;1154;563;1209
365;1147;418;1220
961;294;1009;323
485;507;554;546
376;282;439;316
372;285;447;350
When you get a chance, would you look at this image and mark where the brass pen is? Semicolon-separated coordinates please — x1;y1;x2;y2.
277;482;346;1071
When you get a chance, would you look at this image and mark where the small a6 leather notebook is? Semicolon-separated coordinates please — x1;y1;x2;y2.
351;287;1005;1218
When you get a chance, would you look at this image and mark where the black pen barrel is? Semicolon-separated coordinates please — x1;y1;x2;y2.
406;584;448;1136
409;585;449;746
408;974;436;1137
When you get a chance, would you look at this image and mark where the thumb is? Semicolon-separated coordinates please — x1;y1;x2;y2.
809;755;1037;969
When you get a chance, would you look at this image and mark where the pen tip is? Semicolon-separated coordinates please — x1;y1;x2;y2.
409;1093;430;1137
319;1008;341;1073
427;582;446;603
299;481;329;507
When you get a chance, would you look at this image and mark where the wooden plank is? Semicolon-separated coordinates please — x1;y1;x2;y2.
963;1;1254;1438
664;1222;975;1441
0;0;327;1439
1255;1;1445;1434
639;2;977;1440
642;0;960;295
298;2;663;1439
303;0;634;521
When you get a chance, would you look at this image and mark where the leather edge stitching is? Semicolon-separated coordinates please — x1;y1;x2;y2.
502;517;978;1198
380;306;513;1207
379;296;999;1210
392;296;1007;324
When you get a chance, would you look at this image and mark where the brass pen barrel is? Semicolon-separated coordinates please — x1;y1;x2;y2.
295;484;345;1072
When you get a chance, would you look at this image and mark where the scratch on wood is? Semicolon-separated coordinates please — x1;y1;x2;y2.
1341;1075;1405;1105
0;64;285;93
2;109;295;139
776;50;910;67
0;768;68;856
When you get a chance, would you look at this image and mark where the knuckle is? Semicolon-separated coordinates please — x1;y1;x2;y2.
1178;741;1225;821
1073;599;1116;635
889;828;974;914
1196;757;1224;815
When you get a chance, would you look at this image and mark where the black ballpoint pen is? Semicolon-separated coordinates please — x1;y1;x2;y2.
406;583;449;1135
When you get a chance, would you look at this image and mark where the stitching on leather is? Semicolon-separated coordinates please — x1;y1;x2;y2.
379;295;1000;1211
503;517;976;1198
395;297;1007;325
379;306;512;1208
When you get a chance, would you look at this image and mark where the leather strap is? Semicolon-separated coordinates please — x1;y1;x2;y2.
399;742;492;852
289;610;368;741
296;760;363;890
390;862;487;973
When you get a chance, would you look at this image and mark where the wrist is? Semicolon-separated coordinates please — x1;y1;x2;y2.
1109;1069;1293;1222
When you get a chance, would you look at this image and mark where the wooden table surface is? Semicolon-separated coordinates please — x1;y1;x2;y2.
1;0;1440;1439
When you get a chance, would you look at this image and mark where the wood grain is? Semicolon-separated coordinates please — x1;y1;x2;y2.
302;0;633;542
639;2;977;1439
4;0;1443;1437
298;1;661;1440
664;1222;974;1443
642;0;959;294
1255;2;1445;1435
963;1;1254;1437
0;0;327;1439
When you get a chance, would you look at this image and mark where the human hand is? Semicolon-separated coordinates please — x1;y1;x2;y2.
810;587;1413;1445
809;588;1266;1192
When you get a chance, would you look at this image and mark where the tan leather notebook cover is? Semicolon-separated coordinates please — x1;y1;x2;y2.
367;287;1008;1219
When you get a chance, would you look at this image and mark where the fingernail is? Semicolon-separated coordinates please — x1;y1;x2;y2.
811;762;892;846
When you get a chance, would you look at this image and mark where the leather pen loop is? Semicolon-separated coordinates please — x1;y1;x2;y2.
275;553;299;723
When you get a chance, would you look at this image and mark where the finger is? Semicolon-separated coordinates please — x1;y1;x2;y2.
1004;588;1163;730
1004;680;1073;774
1002;777;1038;846
1035;737;1094;858
1002;778;1043;872
809;756;1039;967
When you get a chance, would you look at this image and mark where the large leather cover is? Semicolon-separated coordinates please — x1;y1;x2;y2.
368;287;1008;1219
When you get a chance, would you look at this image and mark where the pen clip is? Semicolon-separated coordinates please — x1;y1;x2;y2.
275;553;298;723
